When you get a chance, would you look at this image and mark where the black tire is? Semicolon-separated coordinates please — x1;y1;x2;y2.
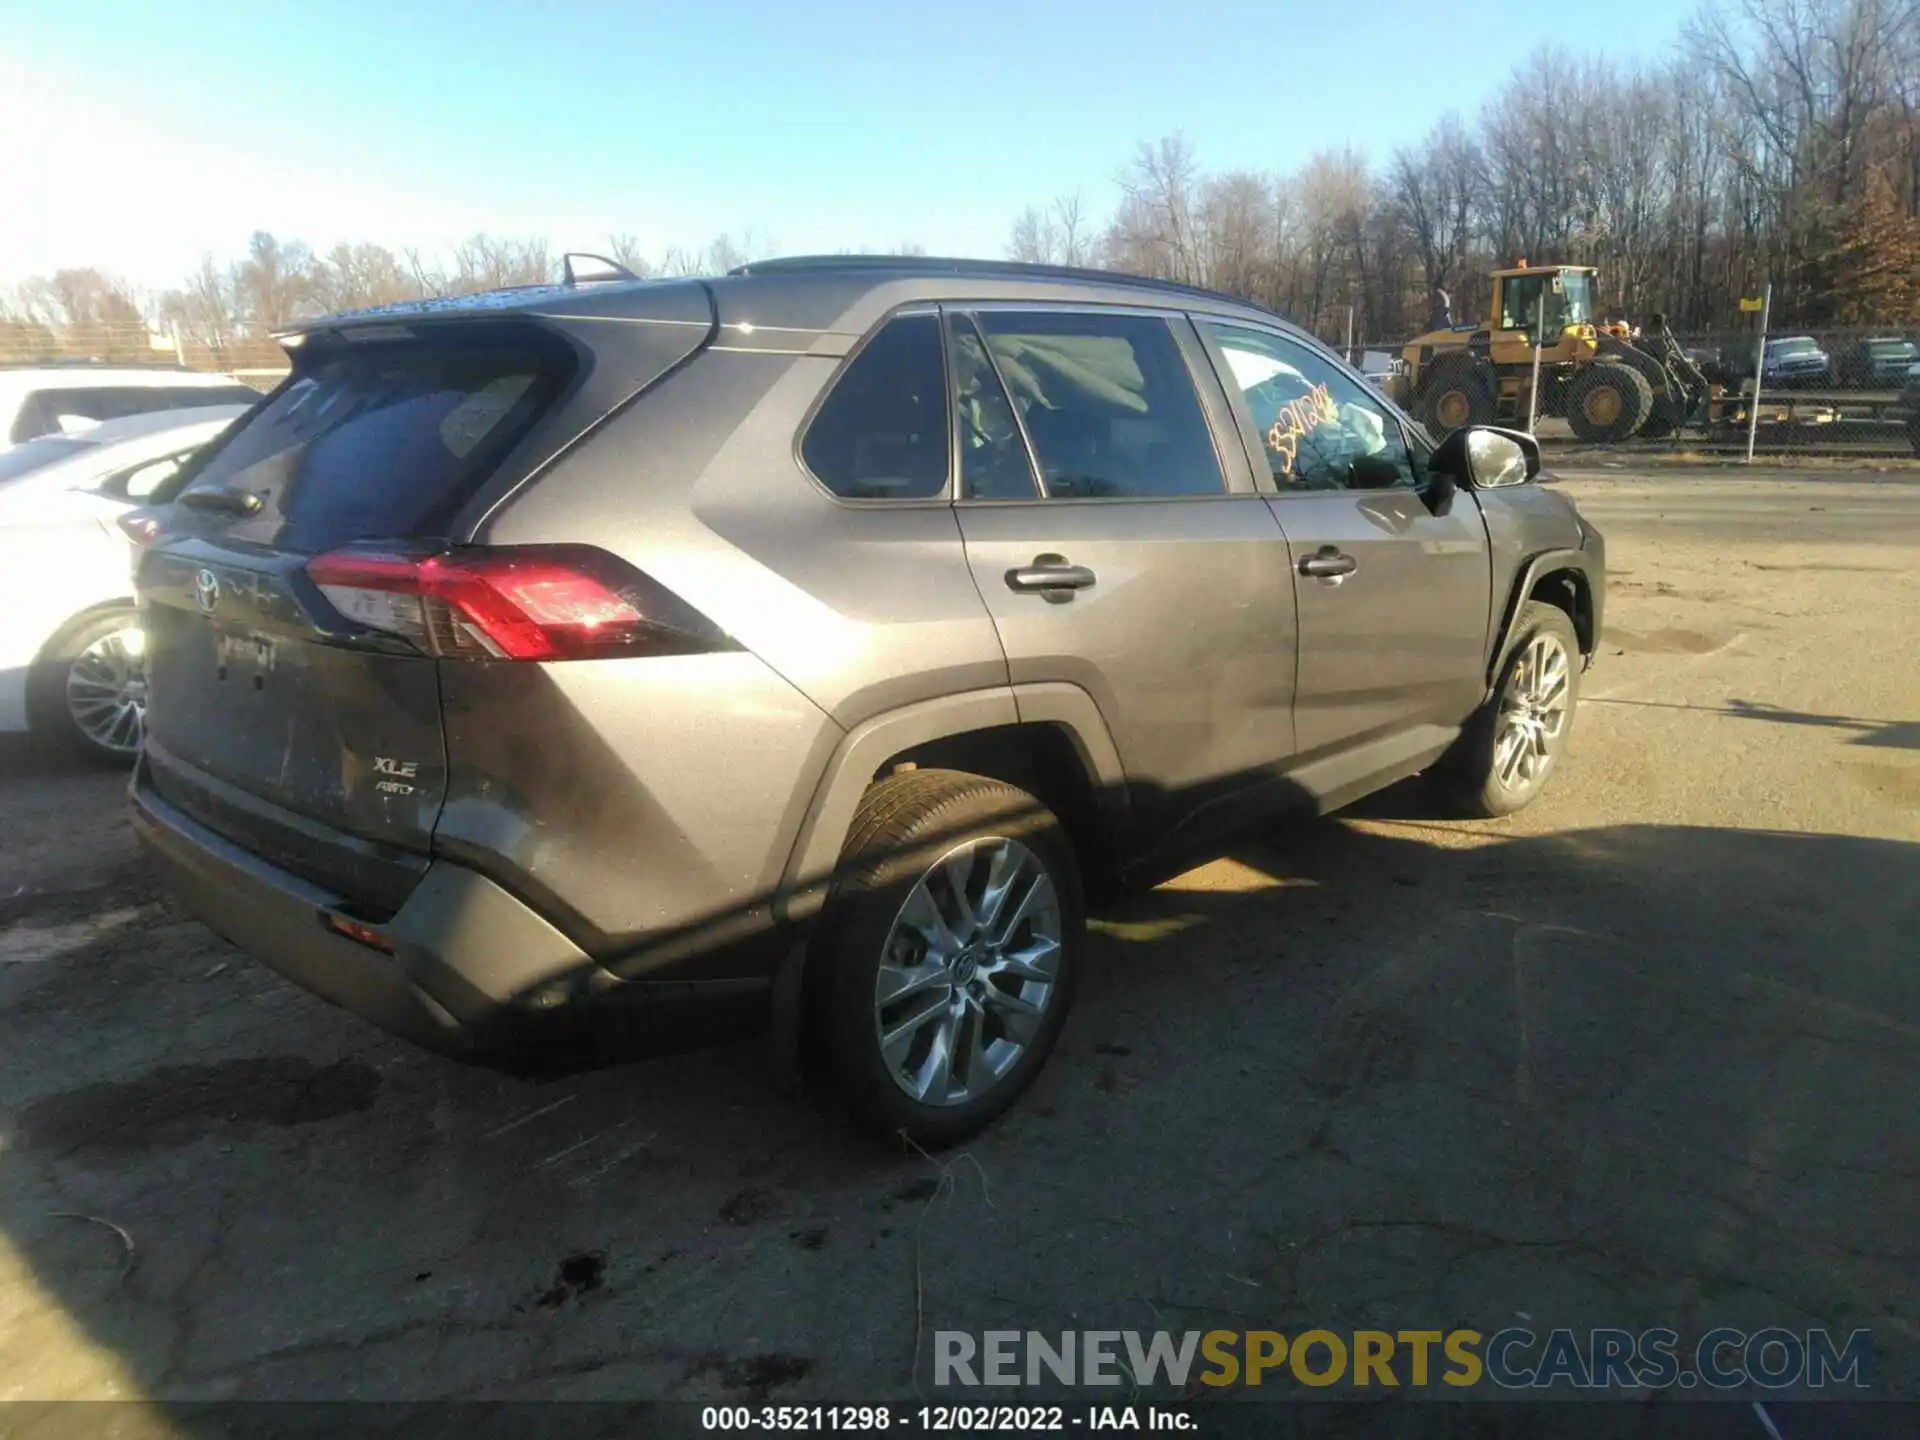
1637;406;1679;440
807;768;1084;1149
1416;358;1498;436
1436;602;1582;819
1612;346;1686;438
28;607;146;766
1565;364;1653;443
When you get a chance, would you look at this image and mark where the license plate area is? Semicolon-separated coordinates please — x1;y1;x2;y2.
214;629;278;687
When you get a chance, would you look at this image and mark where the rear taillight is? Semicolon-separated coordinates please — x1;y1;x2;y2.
119;510;163;546
305;545;734;662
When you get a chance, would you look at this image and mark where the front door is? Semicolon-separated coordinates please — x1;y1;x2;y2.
945;306;1300;841
1193;319;1492;759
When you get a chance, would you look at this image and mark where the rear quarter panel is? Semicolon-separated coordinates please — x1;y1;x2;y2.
468;344;1007;968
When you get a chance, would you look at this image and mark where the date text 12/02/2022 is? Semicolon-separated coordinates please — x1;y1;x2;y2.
700;1405;1196;1432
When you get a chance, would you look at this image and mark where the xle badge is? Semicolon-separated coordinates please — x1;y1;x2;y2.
373;756;419;796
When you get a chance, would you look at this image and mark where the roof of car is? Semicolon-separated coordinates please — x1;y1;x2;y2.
280;255;1308;346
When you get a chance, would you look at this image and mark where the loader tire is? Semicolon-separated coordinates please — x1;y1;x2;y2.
1416;357;1497;436
1566;363;1653;443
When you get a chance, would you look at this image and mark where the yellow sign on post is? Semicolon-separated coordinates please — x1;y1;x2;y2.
1739;296;1765;312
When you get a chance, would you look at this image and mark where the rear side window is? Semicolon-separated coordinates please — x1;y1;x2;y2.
975;311;1224;499
801;314;949;499
176;330;574;550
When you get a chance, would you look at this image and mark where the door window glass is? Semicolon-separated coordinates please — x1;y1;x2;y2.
975;311;1224;499
1201;322;1418;492
949;314;1038;500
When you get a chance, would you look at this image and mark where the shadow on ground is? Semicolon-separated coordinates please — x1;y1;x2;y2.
1;806;1915;1430
1585;698;1920;752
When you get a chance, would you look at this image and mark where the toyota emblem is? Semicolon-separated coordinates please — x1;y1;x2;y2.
194;568;221;615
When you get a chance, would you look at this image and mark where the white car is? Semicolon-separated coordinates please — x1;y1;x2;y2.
0;405;250;762
1;364;262;451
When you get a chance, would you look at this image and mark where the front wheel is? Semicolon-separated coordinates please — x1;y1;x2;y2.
809;769;1084;1148
30;609;147;765
1565;364;1653;443
1438;602;1582;818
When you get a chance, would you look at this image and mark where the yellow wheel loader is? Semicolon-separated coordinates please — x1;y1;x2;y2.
1382;264;1707;443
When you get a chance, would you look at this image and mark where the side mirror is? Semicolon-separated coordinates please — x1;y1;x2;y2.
1430;425;1541;489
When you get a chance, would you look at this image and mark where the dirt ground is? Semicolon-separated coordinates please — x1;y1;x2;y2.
1;467;1915;1421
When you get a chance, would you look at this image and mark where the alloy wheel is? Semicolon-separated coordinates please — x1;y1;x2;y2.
872;836;1063;1107
65;624;147;758
1493;633;1571;793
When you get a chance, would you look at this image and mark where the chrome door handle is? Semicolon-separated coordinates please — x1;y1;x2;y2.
1298;547;1357;579
1006;556;1097;601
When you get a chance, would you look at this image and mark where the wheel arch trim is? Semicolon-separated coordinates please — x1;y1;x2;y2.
775;683;1124;925
1487;550;1596;695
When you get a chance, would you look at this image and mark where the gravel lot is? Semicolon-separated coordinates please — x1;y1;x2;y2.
2;467;1915;1421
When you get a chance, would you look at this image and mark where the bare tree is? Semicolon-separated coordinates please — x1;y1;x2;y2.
233;231;317;330
311;243;417;314
604;232;652;277
447;234;553;293
158;258;243;358
1111;136;1204;283
1392;114;1483;306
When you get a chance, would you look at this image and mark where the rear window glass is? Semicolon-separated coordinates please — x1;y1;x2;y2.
175;384;266;409
176;331;573;550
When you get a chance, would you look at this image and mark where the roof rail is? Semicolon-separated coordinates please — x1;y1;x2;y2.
727;254;1279;317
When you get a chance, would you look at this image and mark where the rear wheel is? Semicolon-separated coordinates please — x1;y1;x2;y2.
1610;346;1685;438
808;769;1083;1148
1416;359;1497;436
30;609;147;766
1565;364;1653;443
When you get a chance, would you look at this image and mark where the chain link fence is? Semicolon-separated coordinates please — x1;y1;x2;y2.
8;315;1917;460
0;323;289;390
1652;323;1920;459
1367;321;1918;461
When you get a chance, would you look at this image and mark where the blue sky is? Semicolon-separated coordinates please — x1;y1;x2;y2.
2;0;1688;291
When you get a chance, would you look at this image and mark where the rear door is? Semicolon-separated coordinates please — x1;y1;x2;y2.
947;305;1299;841
1193;318;1492;758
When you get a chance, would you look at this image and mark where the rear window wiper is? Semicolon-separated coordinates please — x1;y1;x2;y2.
178;485;264;516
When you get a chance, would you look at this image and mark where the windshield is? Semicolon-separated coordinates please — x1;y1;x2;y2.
0;435;93;486
1866;339;1916;357
1773;338;1818;355
1499;272;1594;336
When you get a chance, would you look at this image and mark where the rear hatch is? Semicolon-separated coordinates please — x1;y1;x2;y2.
138;299;712;912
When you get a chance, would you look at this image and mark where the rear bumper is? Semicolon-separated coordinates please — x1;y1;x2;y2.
131;757;759;1056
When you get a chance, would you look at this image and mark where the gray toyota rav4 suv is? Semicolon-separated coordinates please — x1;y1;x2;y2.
131;256;1605;1146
